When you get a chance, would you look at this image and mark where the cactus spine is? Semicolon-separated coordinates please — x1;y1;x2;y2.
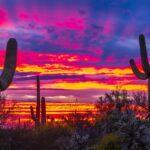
30;76;46;126
130;34;150;116
0;38;17;91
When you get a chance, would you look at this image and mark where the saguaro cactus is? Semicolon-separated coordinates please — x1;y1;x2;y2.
30;76;47;126
30;76;40;126
36;75;40;123
41;97;46;125
0;38;17;91
30;97;47;126
130;34;150;116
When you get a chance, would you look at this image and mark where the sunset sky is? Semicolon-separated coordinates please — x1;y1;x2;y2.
0;0;150;102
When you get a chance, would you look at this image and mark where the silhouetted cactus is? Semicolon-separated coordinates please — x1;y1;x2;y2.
36;75;40;123
130;34;150;116
41;97;46;125
30;76;47;126
0;38;17;91
30;105;40;126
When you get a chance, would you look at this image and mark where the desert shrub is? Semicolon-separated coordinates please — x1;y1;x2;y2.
31;125;71;150
0;125;71;150
0;93;15;127
0;127;33;150
98;133;121;150
63;111;97;149
95;90;150;150
118;115;150;150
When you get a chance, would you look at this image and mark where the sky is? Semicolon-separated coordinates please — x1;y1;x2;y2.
0;0;150;102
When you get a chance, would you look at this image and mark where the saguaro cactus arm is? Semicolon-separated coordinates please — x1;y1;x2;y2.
0;38;17;91
139;34;150;75
30;106;36;121
30;106;40;126
130;59;148;79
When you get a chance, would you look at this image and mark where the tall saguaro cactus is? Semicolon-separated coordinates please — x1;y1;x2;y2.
0;38;17;91
30;76;47;126
36;75;40;123
130;34;150;116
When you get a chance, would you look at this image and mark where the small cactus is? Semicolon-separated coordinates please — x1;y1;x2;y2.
41;97;46;125
130;34;150;117
0;38;17;91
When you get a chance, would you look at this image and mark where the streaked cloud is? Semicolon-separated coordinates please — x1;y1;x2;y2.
0;0;149;102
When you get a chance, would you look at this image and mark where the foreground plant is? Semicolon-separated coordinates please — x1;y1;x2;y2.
0;38;17;91
98;133;121;150
119;113;150;150
130;34;150;117
0;38;17;127
95;90;150;150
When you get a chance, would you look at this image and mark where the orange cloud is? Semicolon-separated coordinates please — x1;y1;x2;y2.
42;81;146;91
15;63;134;77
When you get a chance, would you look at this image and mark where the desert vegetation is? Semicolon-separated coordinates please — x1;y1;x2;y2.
0;33;150;149
1;90;150;150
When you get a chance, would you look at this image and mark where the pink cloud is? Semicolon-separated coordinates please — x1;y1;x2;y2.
15;4;87;31
102;16;117;36
0;9;7;26
106;55;116;63
13;50;99;66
